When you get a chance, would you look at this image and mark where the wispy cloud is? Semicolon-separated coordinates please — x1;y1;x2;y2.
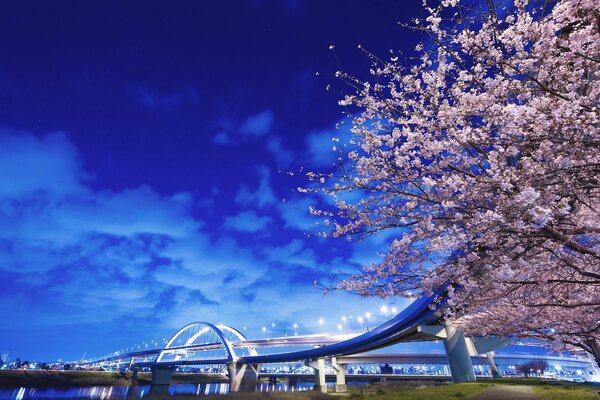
126;84;200;111
224;210;272;233
0;129;394;360
235;165;276;208
212;131;232;145
278;195;319;232
305;129;339;168
212;109;275;145
261;238;317;268
266;136;294;167
239;109;274;137
0;129;86;197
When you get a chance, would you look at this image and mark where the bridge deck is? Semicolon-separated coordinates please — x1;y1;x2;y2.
88;283;452;367
238;284;450;364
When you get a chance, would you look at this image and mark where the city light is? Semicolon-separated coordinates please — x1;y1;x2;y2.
380;305;388;314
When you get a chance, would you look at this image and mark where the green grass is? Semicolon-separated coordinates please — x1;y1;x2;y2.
352;381;600;400
532;382;600;400
160;380;600;400
344;382;493;400
4;372;597;400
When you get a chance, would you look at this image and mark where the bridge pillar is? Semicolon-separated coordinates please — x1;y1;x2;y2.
486;351;500;377
149;365;175;395
443;325;476;383
227;362;260;392
306;358;327;393
331;357;347;393
130;367;139;382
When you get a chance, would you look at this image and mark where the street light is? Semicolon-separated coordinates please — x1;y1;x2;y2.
341;316;347;330
380;305;389;319
293;323;298;336
337;324;342;334
358;316;364;331
318;317;324;327
391;306;397;315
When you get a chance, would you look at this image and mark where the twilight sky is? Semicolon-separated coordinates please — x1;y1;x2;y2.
0;0;429;361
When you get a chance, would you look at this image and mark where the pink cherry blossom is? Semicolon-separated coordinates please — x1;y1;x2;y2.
305;0;600;364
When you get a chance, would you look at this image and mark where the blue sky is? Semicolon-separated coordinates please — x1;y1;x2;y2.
0;0;427;361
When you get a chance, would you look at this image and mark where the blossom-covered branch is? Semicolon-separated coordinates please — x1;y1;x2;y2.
304;0;600;363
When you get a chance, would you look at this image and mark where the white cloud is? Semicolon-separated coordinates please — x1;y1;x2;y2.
266;136;294;167
305;129;339;168
278;195;319;232
0;129;86;197
126;83;200;111
239;109;274;137
261;238;317;267
224;210;272;233
213;131;232;145
234;165;276;208
0;129;420;360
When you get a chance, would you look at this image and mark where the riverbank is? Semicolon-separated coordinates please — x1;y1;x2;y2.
0;370;228;387
1;372;597;400
162;380;599;400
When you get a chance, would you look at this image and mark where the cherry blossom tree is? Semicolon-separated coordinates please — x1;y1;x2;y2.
304;0;600;363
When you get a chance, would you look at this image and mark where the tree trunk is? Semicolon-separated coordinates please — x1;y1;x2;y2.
589;339;600;370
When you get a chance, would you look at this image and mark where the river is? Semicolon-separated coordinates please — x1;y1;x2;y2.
0;382;324;399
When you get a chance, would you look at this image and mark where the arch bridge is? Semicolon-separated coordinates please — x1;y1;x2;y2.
88;284;503;394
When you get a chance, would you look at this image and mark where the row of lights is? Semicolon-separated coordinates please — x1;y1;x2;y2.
259;305;400;336
96;338;171;360
97;305;402;359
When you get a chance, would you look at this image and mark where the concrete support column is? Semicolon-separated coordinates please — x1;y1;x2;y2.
306;358;327;393
486;351;501;377
331;357;347;393
443;325;476;383
227;362;260;392
130;366;139;382
149;365;175;395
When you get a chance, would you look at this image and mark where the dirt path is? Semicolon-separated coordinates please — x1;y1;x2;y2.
470;385;538;400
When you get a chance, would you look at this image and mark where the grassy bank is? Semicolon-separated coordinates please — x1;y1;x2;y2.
532;382;600;400
161;379;599;400
350;381;600;400
345;382;493;399
1;372;598;399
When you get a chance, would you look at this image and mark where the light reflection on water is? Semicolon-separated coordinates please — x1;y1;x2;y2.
0;382;321;399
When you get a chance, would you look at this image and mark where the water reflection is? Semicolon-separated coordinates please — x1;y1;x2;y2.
0;382;321;399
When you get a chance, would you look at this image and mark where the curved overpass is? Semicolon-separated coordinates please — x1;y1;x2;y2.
88;283;496;393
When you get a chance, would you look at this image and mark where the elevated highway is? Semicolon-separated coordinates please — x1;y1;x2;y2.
87;283;507;394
